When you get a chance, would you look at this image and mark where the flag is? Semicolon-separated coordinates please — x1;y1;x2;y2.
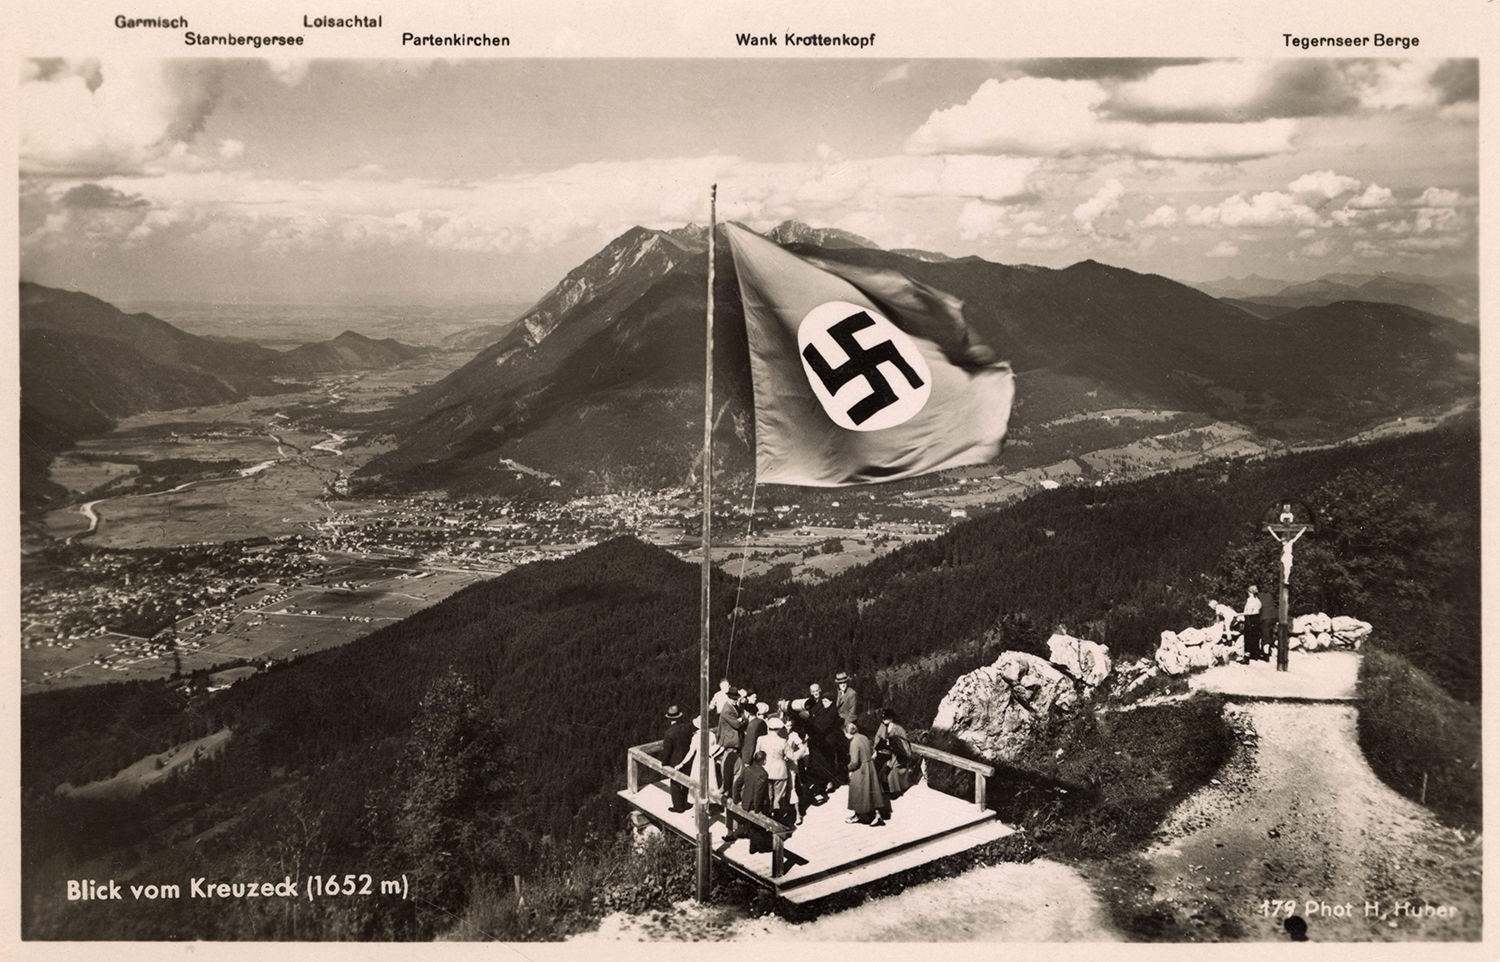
724;223;1014;486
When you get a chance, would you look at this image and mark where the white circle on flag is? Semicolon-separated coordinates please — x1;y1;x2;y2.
796;300;932;432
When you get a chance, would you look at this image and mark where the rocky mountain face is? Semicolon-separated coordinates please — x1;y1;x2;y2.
358;229;1478;497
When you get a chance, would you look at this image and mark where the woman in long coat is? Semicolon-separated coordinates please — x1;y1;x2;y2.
843;721;886;826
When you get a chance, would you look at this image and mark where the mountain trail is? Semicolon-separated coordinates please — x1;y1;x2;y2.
1094;696;1481;941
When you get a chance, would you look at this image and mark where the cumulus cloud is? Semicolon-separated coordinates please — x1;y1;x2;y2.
1072;178;1124;232
875;62;913;87
907;77;1298;161
1186;191;1324;229
1288;169;1360;200
1206;241;1240;258
218;139;245;160
1139;204;1178;228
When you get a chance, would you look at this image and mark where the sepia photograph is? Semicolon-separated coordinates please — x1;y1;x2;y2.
16;56;1481;942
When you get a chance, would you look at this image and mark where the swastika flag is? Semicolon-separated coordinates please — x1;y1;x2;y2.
725;222;1014;486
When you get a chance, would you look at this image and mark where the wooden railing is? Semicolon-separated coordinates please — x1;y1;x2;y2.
626;740;795;878
908;742;995;810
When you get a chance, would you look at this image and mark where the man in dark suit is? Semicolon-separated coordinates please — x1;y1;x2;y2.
1258;586;1279;663
834;672;857;780
740;700;766;770
661;704;693;813
716;691;746;809
736;750;773;853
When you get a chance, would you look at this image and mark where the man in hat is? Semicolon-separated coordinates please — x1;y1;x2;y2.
716;689;747;810
740;700;766;773
835;672;858;727
661;705;693;813
834;672;858;779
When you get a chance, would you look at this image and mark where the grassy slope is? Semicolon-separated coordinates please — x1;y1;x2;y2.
1356;646;1481;829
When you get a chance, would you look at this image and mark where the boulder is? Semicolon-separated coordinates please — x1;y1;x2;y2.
1177;625;1218;647
1186;641;1219;670
932;651;1080;761
1046;633;1113;690
1155;631;1190;676
1292;612;1332;635
1331;616;1372;648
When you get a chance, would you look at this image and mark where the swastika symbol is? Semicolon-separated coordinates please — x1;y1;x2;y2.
801;310;926;425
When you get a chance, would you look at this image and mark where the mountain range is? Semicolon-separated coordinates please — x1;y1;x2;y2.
357;223;1478;495
1196;271;1478;324
19;282;427;505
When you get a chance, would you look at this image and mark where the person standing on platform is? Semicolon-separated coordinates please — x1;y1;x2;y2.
661;704;693;813
1240;585;1264;663
834;672;858;781
760;716;792;824
1258;585;1279;663
844;721;886;826
814;692;844;789
834;671;858;726
709;678;734;726
716;690;746;807
740;700;766;775
875;708;916;801
736;750;773;853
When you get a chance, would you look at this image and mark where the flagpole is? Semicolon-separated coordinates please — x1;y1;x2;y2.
695;184;716;903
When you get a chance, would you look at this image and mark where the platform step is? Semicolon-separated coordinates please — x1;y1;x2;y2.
776;818;1015;904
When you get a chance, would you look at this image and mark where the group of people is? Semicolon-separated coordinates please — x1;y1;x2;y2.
1207;583;1280;663
659;671;920;853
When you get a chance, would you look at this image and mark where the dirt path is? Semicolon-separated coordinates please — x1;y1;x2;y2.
1098;700;1481;941
579;859;1123;941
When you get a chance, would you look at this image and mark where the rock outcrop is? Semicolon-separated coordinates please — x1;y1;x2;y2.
1046;633;1112;690
932;651;1082;762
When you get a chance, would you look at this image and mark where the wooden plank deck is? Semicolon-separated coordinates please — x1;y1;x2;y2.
618;779;1014;903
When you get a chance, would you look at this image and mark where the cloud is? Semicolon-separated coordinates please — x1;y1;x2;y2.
60;183;148;209
218;139;245;160
1016;234;1070;252
1105;60;1358;122
906;77;1298;161
875;62;913;87
1072;178;1124;232
1010;59;1209;82
1429;60;1478;105
1288;169;1360;200
20;59;229;177
1140;204;1178;228
1186;191;1324;228
1206;241;1240;258
1295;238;1332;259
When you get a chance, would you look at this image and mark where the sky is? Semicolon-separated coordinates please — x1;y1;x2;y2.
18;57;1479;304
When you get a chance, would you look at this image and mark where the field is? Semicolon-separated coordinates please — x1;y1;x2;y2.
22;562;494;691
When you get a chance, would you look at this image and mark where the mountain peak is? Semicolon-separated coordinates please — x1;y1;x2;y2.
764;220;879;250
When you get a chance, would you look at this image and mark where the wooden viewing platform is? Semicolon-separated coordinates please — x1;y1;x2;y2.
619;739;1014;904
